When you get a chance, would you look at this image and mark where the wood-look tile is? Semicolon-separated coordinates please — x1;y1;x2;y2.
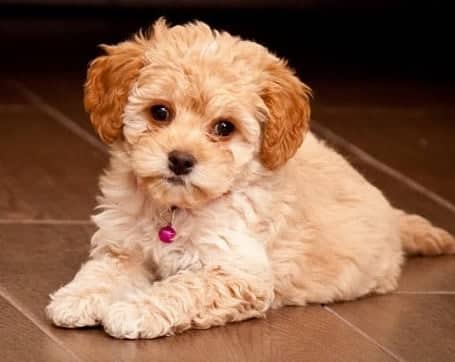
0;224;394;362
0;109;107;220
14;73;97;136
397;256;455;292
0;225;94;308
328;294;455;361
313;127;455;236
311;80;455;204
0;296;77;362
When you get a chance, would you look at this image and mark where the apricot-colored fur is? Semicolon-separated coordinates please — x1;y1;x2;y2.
46;19;455;339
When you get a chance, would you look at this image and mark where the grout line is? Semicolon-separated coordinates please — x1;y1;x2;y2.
8;80;108;154
0;285;86;362
0;219;93;225
323;306;405;362
393;290;455;295
312;122;455;215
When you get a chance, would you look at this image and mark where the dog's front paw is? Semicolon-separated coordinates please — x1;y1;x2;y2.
46;293;104;328
103;301;172;339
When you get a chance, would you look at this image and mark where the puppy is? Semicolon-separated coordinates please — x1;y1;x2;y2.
46;18;455;339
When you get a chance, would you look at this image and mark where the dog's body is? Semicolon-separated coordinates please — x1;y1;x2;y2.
46;19;454;339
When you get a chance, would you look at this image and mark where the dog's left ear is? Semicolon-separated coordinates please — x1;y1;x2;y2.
259;61;312;170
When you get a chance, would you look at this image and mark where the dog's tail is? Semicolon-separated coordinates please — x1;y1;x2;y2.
397;209;455;256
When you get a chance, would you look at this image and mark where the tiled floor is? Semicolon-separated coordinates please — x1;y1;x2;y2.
1;15;455;362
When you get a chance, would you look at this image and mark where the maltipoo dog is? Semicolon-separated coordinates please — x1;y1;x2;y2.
46;18;454;339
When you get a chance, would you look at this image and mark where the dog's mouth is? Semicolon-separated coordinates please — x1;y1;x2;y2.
140;172;230;209
166;176;185;186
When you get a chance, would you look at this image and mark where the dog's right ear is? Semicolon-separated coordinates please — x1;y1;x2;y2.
83;37;148;143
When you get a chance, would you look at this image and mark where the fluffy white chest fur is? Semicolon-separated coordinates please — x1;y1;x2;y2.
45;19;455;339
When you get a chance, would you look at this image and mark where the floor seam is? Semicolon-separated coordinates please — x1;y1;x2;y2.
323;306;406;362
0;285;86;362
8;80;107;155
312;121;455;215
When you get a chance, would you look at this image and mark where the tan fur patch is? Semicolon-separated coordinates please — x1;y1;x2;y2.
259;61;312;169
83;35;150;143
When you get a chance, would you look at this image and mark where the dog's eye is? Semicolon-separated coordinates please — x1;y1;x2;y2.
213;120;235;138
150;104;171;122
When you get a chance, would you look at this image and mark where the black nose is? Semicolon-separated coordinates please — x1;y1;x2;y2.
168;150;196;176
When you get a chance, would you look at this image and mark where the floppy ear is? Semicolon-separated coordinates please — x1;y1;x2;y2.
83;38;147;143
259;61;312;169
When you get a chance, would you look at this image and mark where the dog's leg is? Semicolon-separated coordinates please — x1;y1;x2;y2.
102;266;274;339
46;255;151;328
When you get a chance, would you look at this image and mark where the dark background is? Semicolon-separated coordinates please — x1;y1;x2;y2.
1;1;454;83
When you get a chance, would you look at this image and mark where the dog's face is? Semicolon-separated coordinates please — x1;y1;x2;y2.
84;19;311;208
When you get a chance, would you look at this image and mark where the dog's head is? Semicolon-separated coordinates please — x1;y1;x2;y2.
84;19;311;208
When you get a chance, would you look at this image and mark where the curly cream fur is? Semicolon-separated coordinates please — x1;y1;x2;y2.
46;19;455;339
